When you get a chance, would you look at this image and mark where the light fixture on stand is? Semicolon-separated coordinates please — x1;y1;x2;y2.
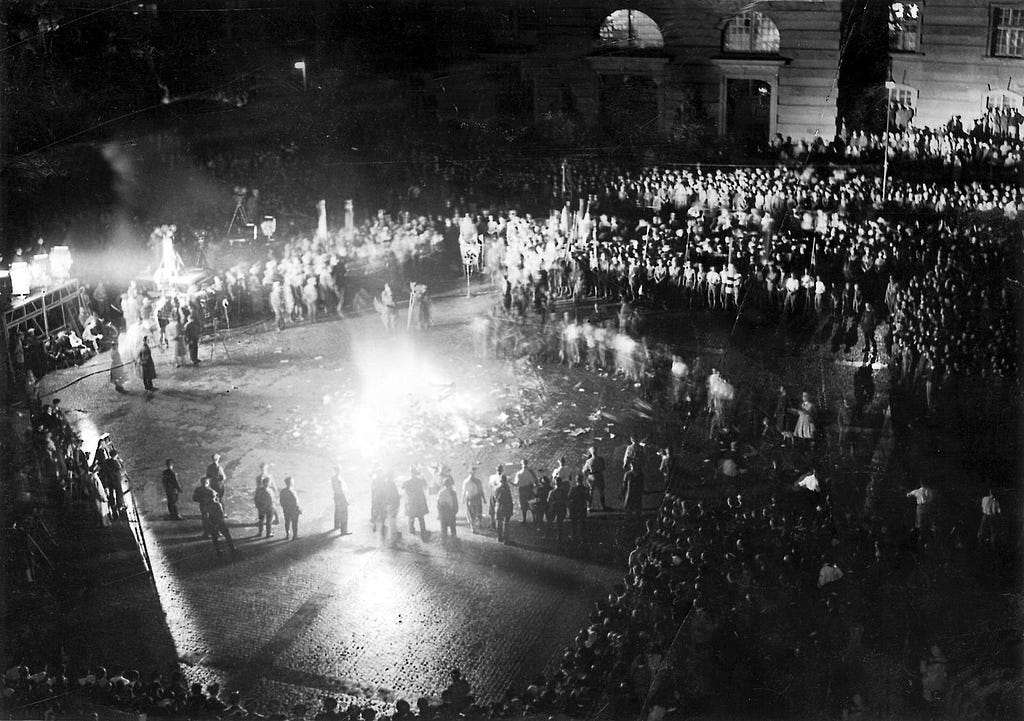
10;263;30;296
31;254;50;289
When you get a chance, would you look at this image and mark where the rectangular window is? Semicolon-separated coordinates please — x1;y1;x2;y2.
889;3;921;52
991;6;1024;57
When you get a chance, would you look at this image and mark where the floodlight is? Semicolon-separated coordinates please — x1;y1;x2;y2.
31;254;50;288
10;262;31;295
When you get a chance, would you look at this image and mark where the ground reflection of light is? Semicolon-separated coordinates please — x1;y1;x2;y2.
143;511;205;677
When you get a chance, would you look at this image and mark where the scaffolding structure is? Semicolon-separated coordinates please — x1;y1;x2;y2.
3;280;83;339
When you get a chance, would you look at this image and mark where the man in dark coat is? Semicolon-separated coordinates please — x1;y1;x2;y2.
279;476;301;539
860;302;878;361
192;477;216;538
546;477;568;543
137;336;157;391
567;475;589;543
330;466;350;535
622;460;644;518
162;459;183;520
183;312;202;365
100;449;127;519
437;477;459;543
207;496;236;556
494;475;514;544
402;466;429;536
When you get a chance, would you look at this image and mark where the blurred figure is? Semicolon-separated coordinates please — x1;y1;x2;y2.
403;466;429;537
437;476;459;543
330;466;350;535
978;489;1000;544
110;342;128;392
462;465;484;533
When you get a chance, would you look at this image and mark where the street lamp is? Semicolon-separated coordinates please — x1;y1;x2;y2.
294;60;307;91
882;80;896;202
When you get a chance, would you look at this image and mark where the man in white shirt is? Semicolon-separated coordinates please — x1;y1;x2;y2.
814;276;827;314
784;272;801;313
513;459;538;524
906;483;936;533
978;489;1001;544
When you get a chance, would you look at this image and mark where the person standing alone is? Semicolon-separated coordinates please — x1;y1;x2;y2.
183;311;202;365
279;477;301;540
137;336;157;392
161;459;183;520
330;466;350;535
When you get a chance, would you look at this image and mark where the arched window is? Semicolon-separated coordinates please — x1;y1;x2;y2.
722;12;780;54
984;89;1023;110
889;2;921;52
597;9;664;50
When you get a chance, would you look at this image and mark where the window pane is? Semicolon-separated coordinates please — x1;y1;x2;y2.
723;12;780;53
598;9;664;49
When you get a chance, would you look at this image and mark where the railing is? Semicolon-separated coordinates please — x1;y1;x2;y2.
120;469;155;583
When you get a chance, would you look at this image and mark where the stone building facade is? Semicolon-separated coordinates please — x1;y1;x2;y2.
886;0;1024;129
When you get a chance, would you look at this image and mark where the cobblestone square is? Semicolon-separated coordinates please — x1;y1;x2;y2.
40;290;645;707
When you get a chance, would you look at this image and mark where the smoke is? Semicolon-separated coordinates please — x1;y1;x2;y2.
73;133;233;285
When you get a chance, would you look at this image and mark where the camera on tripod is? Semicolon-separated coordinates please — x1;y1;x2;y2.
227;186;259;244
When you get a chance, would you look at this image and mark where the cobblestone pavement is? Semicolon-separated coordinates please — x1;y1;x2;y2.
38;285;666;709
38;278;897;710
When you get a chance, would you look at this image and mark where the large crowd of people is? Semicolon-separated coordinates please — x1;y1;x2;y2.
451;163;1018;412
4;111;1021;720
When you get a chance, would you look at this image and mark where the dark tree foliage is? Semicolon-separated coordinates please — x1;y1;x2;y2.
838;0;891;133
